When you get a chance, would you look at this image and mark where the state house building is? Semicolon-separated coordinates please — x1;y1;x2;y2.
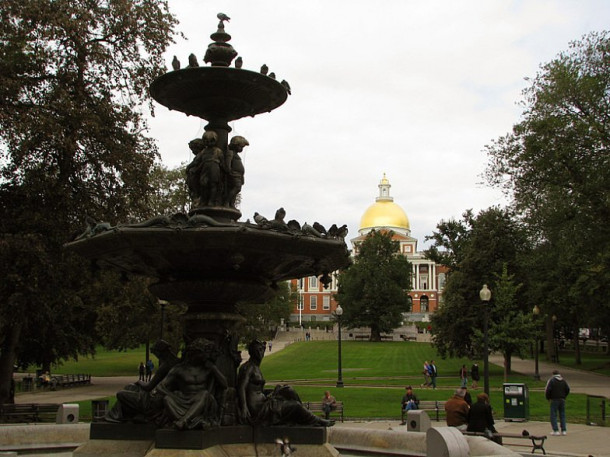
290;175;447;324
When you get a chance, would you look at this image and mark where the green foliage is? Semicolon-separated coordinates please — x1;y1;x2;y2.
336;230;411;341
428;208;528;359
237;281;294;342
484;31;610;347
0;0;179;404
148;163;190;216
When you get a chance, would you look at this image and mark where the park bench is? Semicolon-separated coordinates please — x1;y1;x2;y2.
305;401;344;422
463;430;547;455
400;400;446;423
49;373;91;389
0;403;61;423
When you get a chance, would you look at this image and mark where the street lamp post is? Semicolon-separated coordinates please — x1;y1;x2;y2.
552;314;559;363
335;304;344;388
533;305;541;381
480;284;492;397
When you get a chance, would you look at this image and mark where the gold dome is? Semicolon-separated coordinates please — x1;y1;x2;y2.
359;174;410;233
360;200;410;231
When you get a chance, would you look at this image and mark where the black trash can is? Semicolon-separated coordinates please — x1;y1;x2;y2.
503;383;529;421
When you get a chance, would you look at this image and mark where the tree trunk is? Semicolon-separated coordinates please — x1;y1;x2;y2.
545;318;554;360
573;323;581;365
0;322;22;404
370;327;381;342
503;350;512;381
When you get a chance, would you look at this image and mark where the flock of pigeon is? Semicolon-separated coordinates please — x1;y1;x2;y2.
250;208;348;240
170;13;291;95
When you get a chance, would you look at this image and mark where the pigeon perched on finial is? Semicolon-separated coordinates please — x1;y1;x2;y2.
281;80;291;95
269;72;276;80
187;53;199;68
217;13;231;22
235;56;243;69
172;56;180;70
260;64;268;75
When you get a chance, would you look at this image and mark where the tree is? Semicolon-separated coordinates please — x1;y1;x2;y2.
427;207;528;359
484;31;610;359
0;0;178;404
336;230;411;341
477;264;536;378
148;163;190;216
237;281;294;343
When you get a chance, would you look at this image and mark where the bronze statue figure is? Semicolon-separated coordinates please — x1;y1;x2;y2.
105;340;179;424
156;338;228;430
224;135;249;208
237;340;334;427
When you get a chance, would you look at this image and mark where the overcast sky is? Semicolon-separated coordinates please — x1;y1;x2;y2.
147;0;610;248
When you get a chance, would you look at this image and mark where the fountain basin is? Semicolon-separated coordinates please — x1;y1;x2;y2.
149;67;288;121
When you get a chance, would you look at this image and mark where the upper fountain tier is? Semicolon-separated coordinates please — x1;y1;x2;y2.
149;18;288;122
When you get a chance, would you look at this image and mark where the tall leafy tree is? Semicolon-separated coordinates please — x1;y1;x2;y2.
484;31;610;357
427;207;528;359
336;230;411;341
479;264;536;377
0;0;178;403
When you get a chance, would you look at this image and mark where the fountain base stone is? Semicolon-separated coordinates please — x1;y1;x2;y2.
75;423;333;457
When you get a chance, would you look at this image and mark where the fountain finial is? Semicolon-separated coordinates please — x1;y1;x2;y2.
205;13;237;67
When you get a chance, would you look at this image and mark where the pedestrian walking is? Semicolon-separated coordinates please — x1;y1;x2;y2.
545;369;570;435
138;362;145;381
421;361;431;388
145;359;154;382
471;363;480;389
429;360;438;389
460;364;468;388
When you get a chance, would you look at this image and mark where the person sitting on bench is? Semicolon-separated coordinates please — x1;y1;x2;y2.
401;385;420;412
322;391;337;419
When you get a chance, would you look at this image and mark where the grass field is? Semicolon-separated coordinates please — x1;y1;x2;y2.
46;340;606;423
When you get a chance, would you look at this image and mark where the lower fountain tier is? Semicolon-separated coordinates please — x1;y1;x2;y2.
65;224;351;285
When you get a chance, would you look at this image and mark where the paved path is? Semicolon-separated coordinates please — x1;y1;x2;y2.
489;354;610;398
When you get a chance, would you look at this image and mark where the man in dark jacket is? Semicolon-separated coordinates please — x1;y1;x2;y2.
545;370;570;435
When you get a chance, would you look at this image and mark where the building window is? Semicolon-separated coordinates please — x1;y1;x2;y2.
323;295;330;310
420;295;429;313
310;296;317;310
421;278;428;290
438;272;446;289
309;276;318;290
297;299;304;311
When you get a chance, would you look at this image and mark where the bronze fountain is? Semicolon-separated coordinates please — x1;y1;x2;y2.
67;13;350;453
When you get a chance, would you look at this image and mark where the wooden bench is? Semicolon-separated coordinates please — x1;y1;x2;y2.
463;431;547;455
50;373;91;389
0;403;60;423
305;401;344;422
400;400;446;423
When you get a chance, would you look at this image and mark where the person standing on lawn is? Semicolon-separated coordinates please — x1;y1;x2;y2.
545;369;570;435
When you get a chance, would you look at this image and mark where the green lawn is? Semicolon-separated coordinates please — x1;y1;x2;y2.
37;340;607;423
